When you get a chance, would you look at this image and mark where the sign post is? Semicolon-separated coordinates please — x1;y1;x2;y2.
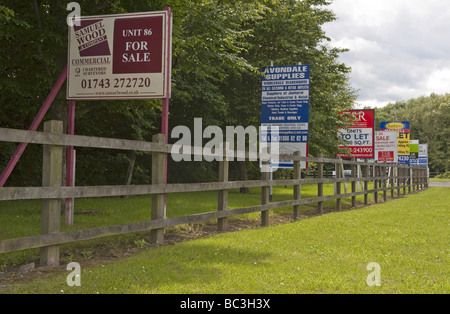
67;9;172;224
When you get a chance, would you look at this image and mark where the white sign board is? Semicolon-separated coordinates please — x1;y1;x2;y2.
67;11;171;100
418;143;428;166
375;131;398;163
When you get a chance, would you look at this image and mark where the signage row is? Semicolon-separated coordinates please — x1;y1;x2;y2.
335;110;427;166
259;68;429;169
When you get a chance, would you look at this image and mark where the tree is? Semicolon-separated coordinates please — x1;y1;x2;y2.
0;0;357;187
221;0;357;183
374;94;450;173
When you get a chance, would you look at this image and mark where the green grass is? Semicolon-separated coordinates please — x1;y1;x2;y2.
0;182;375;269
1;187;448;294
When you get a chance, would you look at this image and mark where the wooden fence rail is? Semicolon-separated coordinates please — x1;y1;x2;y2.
0;122;429;267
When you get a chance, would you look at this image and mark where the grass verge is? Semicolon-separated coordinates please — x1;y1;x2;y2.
0;182;377;269
1;187;448;294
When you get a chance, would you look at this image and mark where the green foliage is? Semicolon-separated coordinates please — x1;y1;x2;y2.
374;93;450;172
0;0;357;186
435;172;450;179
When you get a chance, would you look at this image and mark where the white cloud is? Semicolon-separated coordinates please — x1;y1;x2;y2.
323;0;450;107
426;68;450;94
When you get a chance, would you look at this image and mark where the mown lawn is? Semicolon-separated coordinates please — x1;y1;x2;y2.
1;186;448;294
0;182;375;269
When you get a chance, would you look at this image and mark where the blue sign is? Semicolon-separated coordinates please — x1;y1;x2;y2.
260;65;310;143
260;65;310;168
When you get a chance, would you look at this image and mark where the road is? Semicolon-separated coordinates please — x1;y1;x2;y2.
428;181;450;187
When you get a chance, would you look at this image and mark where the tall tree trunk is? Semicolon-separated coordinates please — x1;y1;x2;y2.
123;151;136;198
239;161;250;193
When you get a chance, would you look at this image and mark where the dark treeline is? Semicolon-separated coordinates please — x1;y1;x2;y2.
0;0;357;187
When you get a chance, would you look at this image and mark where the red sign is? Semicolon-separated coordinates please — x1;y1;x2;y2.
113;16;163;74
336;109;375;159
378;151;394;162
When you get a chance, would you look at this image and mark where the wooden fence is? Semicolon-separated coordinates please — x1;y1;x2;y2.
0;120;429;267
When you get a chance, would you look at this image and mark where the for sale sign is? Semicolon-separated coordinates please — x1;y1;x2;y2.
67;11;171;100
375;131;398;162
336;109;375;159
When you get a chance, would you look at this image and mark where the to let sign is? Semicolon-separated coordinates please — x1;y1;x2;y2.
67;11;171;100
337;109;375;159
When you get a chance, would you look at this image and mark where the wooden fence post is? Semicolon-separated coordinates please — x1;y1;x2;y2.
421;167;424;189
417;167;420;190
293;151;301;220
418;167;421;190
407;165;411;194
373;161;378;204
151;133;166;244
396;164;400;197
424;167;428;189
317;154;324;215
404;166;407;194
422;167;425;189
419;167;422;190
218;142;229;232
351;158;356;208
383;163;387;202
335;158;342;211
364;163;369;205
390;165;394;196
261;160;270;227
40;120;63;267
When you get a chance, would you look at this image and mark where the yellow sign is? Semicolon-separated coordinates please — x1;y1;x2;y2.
384;122;406;130
380;121;410;164
397;132;410;156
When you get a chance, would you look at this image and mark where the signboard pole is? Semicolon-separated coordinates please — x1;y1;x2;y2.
162;7;172;214
65;100;76;225
161;7;172;141
66;8;173;215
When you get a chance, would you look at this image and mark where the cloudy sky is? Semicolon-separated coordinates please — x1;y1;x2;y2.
322;0;450;108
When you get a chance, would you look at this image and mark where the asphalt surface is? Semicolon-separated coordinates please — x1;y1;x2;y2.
428;181;450;187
